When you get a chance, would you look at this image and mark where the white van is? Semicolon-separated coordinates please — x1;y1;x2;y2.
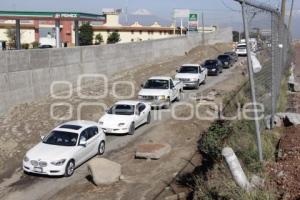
236;43;247;56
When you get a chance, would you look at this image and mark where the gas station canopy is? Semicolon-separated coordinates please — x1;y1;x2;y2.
0;10;106;49
0;11;106;21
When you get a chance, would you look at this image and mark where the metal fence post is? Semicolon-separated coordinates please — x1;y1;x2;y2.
271;13;277;129
241;0;263;162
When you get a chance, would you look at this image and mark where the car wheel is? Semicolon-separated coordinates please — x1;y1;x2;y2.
146;112;151;124
128;122;135;135
98;141;105;155
195;80;200;89
164;100;171;109
65;160;75;177
202;77;206;85
176;91;181;101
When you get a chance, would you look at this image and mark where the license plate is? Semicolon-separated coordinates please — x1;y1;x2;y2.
33;167;43;173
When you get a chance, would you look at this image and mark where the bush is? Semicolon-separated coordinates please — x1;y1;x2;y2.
198;120;232;161
95;33;103;45
21;43;29;49
107;32;120;44
31;41;39;48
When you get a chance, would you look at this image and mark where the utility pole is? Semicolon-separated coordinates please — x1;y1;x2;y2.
281;0;286;21
288;0;294;32
202;12;205;45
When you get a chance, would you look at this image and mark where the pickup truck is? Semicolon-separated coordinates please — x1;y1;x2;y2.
175;64;207;89
138;76;183;109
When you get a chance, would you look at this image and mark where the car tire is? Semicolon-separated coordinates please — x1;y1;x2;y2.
65;160;75;177
176;91;181;101
164;100;171;109
202;77;206;85
195;80;200;89
128;122;135;135
98;141;105;155
146;112;151;124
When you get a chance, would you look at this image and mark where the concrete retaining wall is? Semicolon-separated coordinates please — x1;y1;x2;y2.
0;28;232;114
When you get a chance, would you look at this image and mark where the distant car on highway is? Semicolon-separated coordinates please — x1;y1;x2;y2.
138;76;183;109
175;64;207;89
224;51;238;62
23;121;106;177
235;43;247;56
217;54;234;69
98;100;151;135
203;59;223;76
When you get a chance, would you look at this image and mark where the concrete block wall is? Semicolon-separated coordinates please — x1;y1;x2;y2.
0;28;232;114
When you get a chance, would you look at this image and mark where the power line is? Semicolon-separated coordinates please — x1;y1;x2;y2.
221;0;241;12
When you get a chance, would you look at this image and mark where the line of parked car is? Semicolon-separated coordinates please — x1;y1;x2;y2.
22;50;240;177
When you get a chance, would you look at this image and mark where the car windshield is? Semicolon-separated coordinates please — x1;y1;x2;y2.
43;131;78;146
107;104;135;115
237;45;246;49
178;66;198;74
205;60;217;65
143;79;169;89
218;55;230;60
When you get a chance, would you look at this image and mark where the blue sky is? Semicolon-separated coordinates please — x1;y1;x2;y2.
1;0;299;38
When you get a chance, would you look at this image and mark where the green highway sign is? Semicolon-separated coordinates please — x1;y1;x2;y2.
189;13;198;22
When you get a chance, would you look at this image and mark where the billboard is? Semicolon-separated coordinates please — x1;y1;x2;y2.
173;9;190;18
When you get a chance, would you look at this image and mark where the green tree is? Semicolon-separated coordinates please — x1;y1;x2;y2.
95;33;104;44
232;31;240;42
79;23;93;46
107;32;121;44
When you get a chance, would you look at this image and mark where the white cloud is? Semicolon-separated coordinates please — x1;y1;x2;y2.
132;9;152;16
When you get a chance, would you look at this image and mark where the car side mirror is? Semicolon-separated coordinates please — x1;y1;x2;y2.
176;69;179;72
79;138;87;147
135;110;140;115
40;135;45;140
140;84;144;88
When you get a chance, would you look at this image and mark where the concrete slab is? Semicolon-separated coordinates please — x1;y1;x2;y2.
135;143;171;160
29;50;50;69
87;158;121;186
7;50;30;72
49;49;66;67
0;52;7;73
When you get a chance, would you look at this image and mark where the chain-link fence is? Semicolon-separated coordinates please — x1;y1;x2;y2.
222;0;292;161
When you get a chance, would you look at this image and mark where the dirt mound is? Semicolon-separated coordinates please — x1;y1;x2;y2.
268;125;300;200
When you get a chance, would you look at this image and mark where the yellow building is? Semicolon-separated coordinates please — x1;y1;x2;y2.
72;11;180;44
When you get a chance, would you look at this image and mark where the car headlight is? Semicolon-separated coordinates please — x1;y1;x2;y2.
190;78;198;82
212;69;216;71
138;95;143;100
23;156;29;162
118;123;125;127
51;159;66;166
158;95;166;100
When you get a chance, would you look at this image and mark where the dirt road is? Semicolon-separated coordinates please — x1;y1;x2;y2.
0;44;247;200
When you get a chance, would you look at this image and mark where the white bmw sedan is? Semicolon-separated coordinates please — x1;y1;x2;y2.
98;100;151;135
23;120;106;177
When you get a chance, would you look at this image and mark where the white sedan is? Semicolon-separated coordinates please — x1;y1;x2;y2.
23;120;106;177
98;100;151;135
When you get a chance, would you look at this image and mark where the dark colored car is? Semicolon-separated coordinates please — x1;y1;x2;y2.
39;45;53;49
203;59;223;76
217;54;234;69
224;52;238;62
